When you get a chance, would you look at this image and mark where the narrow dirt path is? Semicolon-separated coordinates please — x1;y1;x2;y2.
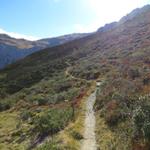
81;90;97;150
65;62;97;149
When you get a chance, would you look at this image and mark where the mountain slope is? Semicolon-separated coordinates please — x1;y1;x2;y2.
0;5;150;150
0;4;150;111
0;33;88;69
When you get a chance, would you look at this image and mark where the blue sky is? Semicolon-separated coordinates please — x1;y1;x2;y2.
0;0;149;40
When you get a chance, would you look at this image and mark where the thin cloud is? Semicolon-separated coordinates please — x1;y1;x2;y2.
0;28;39;41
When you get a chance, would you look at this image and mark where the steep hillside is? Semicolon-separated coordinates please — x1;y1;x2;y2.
0;33;88;69
0;5;150;150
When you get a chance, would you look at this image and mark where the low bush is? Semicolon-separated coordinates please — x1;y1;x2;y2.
20;110;33;121
0;102;10;111
105;109;122;127
29;94;48;105
34;107;73;136
70;130;83;140
133;98;150;140
143;122;150;140
128;68;140;79
36;139;61;150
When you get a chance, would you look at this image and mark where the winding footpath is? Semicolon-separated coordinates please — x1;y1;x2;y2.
81;90;97;150
65;63;97;150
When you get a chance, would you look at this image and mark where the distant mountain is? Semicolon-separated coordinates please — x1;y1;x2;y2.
0;33;88;69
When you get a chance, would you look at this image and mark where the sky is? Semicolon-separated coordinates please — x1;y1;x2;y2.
0;0;150;40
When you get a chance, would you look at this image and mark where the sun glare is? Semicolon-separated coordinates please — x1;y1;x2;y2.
85;0;149;23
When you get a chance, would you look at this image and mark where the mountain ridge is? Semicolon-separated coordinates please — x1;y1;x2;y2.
0;33;89;69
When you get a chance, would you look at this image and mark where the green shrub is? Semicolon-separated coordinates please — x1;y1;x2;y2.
37;98;48;106
54;80;72;92
20;110;33;121
66;88;79;100
36;139;61;150
0;102;10;111
105;110;122;127
34;108;73;136
29;95;48;105
133;107;145;130
133;102;150;140
70;130;83;140
143;122;150;140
